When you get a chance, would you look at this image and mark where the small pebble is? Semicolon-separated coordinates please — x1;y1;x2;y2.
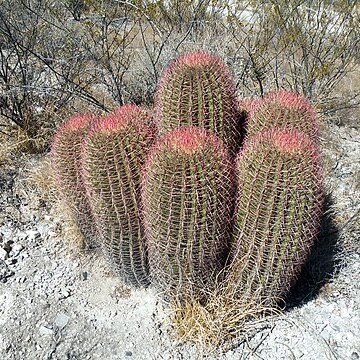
125;351;132;357
39;325;53;336
54;313;69;330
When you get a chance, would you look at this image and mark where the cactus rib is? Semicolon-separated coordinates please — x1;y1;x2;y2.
246;90;319;143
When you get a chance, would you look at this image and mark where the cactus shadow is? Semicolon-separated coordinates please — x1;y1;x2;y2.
284;193;342;310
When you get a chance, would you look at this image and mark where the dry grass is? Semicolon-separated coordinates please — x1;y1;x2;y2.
25;155;88;252
25;155;54;194
323;64;360;128
53;199;88;253
0;123;53;165
0;130;30;164
170;286;281;352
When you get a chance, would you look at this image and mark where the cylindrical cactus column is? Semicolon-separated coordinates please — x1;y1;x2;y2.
155;51;242;156
142;126;234;298
81;105;155;287
245;90;319;143
51;113;97;247
227;128;323;307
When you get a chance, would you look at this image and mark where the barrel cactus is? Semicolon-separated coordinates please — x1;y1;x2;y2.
51;113;97;247
81;105;155;287
155;51;242;155
142;126;234;298
238;97;261;118
227;128;323;307
245;90;319;142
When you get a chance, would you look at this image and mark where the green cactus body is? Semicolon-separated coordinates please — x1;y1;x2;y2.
51;113;97;247
155;51;242;156
81;105;155;287
228;128;323;306
246;91;319;143
142;126;234;297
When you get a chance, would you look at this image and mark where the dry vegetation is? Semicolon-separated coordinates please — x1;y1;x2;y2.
0;0;359;155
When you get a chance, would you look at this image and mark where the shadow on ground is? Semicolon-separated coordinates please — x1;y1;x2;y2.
284;193;342;310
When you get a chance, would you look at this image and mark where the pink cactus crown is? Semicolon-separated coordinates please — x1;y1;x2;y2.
144;126;227;160
263;90;317;118
88;104;150;135
159;50;230;84
242;128;318;156
51;113;95;154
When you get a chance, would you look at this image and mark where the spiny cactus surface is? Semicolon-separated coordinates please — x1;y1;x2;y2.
155;51;242;155
142;126;234;297
238;97;261;116
228;128;323;306
81;105;155;286
246;90;319;143
51;113;97;247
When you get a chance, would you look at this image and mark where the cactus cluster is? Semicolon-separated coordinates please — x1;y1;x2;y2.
51;50;324;342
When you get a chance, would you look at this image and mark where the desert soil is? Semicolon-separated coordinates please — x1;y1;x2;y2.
0;122;359;360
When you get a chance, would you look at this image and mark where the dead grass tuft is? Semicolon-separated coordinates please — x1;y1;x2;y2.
25;155;55;194
25;155;88;252
52;198;88;253
170;286;280;352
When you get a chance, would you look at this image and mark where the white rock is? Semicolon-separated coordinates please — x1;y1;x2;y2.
39;325;53;336
11;244;23;256
26;230;41;241
54;313;69;329
0;248;8;261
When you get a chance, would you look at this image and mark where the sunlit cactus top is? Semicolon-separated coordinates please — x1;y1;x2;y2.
246;90;319;142
240;127;321;162
52;113;95;147
155;50;241;155
164;50;226;69
51;112;96;186
87;104;153;135
145;125;230;161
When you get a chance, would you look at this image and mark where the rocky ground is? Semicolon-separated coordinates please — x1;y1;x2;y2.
0;122;359;360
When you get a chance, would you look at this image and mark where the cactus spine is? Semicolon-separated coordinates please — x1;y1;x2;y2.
51;113;97;247
155;51;242;155
227;128;323;306
81;105;155;286
142;126;234;297
246;91;319;142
